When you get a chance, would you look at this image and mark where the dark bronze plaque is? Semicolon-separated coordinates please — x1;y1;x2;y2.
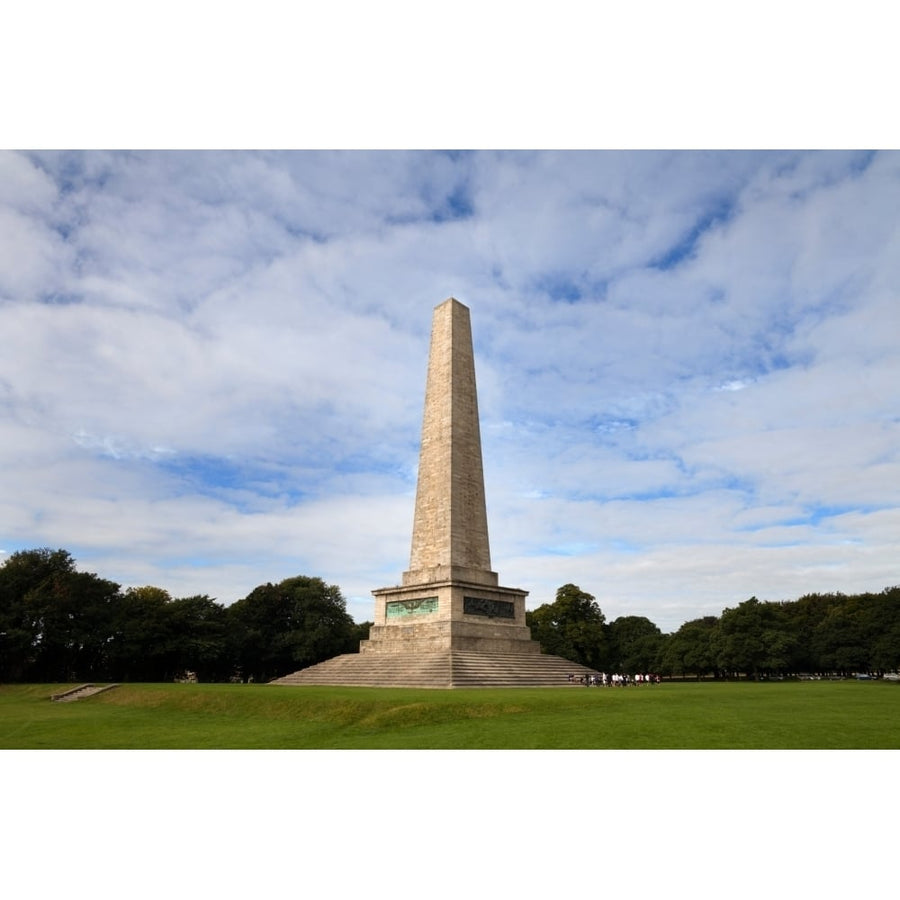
463;596;515;619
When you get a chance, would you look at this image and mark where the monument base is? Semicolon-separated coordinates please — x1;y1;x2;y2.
366;578;540;655
270;578;592;688
361;619;541;655
271;648;601;688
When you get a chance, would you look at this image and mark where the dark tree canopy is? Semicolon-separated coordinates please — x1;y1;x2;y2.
527;583;608;669
3;548;899;684
659;616;719;678
607;615;664;673
227;575;358;682
715;597;795;679
0;548;120;682
0;549;362;684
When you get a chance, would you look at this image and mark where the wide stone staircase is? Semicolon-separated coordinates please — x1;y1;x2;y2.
271;651;600;688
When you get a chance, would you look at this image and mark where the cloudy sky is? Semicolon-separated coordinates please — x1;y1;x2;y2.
2;148;899;631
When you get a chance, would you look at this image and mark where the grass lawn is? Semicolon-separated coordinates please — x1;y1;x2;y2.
3;679;899;749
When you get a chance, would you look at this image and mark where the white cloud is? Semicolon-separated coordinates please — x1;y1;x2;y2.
2;150;899;632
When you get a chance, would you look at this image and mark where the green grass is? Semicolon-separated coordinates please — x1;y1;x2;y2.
2;680;899;748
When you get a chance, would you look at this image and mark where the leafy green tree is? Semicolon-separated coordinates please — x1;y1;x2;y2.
0;548;120;681
660;616;720;678
227;576;357;682
715;597;795;679
1;549;77;679
607;615;665;673
107;586;174;681
869;587;900;673
526;584;608;669
351;620;373;645
810;589;900;674
105;587;232;682
162;595;229;682
779;592;842;673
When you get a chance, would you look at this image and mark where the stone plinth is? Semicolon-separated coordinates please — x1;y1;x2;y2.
368;579;535;655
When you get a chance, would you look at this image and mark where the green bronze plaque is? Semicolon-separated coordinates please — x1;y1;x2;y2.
386;597;439;618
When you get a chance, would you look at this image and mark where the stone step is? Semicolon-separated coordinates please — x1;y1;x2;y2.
51;683;120;702
271;651;600;688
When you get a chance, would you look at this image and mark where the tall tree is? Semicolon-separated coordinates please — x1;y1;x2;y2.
810;590;900;675
715;597;795;679
660;616;720;678
780;592;842;673
0;549;77;680
227;576;357;682
162;594;229;682
869;587;900;673
0;548;120;681
107;586;173;681
607;615;665;673
527;583;608;669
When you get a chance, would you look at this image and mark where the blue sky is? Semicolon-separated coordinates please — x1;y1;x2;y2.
2;149;899;631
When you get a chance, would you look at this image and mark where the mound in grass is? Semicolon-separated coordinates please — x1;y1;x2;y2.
1;680;899;749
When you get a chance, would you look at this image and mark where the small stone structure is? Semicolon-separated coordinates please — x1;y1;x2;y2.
51;683;120;701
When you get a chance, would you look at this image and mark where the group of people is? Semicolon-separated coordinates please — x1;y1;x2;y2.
568;672;661;686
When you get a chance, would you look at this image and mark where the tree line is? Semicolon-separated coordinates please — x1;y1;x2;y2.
3;549;898;684
0;549;368;684
527;583;900;679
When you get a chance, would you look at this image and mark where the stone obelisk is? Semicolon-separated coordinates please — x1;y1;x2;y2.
366;297;536;654
272;297;601;685
406;296;494;587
